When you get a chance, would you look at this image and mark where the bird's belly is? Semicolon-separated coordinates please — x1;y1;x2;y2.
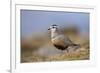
51;38;66;47
54;44;68;50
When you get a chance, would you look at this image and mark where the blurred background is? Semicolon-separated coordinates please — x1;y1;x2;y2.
21;10;90;63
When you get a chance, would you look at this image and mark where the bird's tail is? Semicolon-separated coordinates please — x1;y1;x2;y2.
72;44;81;50
72;44;80;47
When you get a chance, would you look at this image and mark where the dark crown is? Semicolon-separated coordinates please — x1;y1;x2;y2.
52;24;57;26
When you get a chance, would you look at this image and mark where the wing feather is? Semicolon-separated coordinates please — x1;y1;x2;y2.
52;35;73;47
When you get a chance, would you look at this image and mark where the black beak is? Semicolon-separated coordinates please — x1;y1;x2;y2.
48;28;50;30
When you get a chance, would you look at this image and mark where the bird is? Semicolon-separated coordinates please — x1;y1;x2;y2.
48;24;80;52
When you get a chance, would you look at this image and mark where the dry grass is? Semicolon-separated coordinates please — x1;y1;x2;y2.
47;48;89;61
21;47;89;63
21;38;89;63
21;28;89;63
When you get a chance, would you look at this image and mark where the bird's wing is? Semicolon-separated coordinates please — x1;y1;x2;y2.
52;35;73;47
63;35;74;45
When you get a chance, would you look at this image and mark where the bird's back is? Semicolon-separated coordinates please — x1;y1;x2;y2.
51;34;73;47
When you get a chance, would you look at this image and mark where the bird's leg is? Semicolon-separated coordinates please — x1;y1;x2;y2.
66;48;69;53
62;48;69;54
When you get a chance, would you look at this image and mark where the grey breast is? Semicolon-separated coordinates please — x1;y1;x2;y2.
51;34;73;48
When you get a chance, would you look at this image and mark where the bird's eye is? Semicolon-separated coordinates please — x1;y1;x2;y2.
52;27;55;28
48;28;50;30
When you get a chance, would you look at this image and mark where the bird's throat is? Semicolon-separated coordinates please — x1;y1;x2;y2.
51;30;59;39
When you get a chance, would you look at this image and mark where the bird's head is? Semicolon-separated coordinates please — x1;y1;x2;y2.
48;24;58;32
